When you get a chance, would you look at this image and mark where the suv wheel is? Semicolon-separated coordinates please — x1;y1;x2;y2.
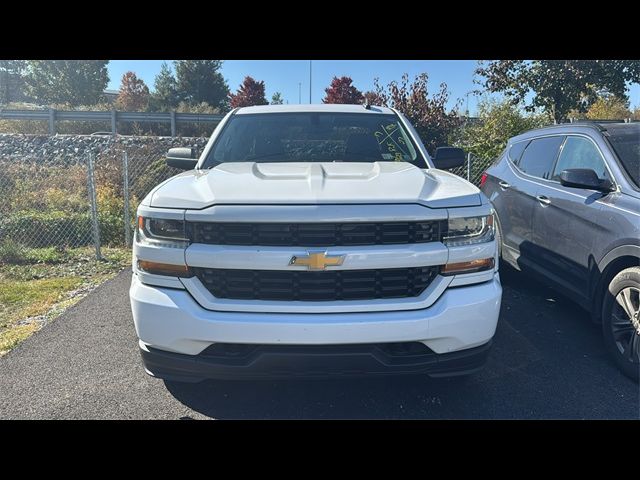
602;267;640;381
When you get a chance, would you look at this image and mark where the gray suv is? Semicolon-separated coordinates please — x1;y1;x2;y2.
481;122;640;380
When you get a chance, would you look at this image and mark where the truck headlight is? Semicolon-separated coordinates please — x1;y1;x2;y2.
137;216;190;248
444;214;494;247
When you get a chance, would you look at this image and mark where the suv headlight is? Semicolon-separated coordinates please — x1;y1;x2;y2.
444;214;494;247
137;216;190;248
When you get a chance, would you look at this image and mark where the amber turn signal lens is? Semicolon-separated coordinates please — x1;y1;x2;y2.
138;216;145;231
137;260;192;277
441;257;494;275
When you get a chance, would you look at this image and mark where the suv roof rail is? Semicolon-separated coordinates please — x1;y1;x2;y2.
568;118;639;124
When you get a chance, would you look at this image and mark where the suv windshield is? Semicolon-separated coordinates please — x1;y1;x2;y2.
203;112;427;168
607;124;640;188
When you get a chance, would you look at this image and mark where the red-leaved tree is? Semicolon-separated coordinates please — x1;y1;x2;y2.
323;76;364;104
229;76;268;108
115;71;150;111
363;90;385;106
372;73;461;154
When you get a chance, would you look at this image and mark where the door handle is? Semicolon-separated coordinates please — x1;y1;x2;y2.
498;181;510;189
536;195;551;206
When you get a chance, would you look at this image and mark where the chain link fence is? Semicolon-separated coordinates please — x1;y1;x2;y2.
0;136;205;259
448;152;492;186
0;153;96;250
1;139;493;261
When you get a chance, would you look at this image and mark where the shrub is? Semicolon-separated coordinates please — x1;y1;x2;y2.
451;98;549;162
0;210;93;248
23;246;67;264
96;184;126;247
0;239;27;264
175;101;219;137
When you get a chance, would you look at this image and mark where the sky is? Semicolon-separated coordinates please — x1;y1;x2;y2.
107;60;640;116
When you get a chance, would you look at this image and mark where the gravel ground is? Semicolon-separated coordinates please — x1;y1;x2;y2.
0;267;638;419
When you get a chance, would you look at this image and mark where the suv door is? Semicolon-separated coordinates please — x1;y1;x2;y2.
505;135;565;268
489;140;529;257
531;135;613;305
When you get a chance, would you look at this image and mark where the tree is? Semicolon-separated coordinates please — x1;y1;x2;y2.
25;60;109;106
575;95;632;120
174;60;229;110
0;60;29;104
363;90;385;106
372;73;461;154
322;76;363;104
270;92;284;105
150;61;178;111
475;60;640;123
452;98;549;161
115;71;150;111
229;76;268;108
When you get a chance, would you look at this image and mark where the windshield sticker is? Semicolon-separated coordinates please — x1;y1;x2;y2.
375;123;411;161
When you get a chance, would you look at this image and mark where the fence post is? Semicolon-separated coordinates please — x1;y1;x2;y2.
170;111;176;137
48;108;55;135
111;109;117;136
466;152;471;181
123;151;131;247
87;152;102;260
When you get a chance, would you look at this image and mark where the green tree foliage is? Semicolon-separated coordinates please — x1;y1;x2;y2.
115;71;150;111
25;60;109;106
229;76;268;108
452;98;549;161
571;95;633;120
322;76;363;104
270;92;284;105
372;73;461;154
0;60;29;104
475;60;640;123
150;61;179;111
174;60;229;110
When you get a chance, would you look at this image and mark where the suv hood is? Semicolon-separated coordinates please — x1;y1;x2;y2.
148;162;482;209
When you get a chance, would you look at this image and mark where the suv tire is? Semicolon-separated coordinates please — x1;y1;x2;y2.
602;267;640;382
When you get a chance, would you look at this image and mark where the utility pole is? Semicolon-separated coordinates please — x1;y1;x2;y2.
298;82;302;104
309;60;312;104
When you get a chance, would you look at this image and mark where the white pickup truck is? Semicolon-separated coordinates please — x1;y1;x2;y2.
129;104;501;382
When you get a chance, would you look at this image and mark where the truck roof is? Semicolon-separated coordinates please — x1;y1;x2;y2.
235;104;396;115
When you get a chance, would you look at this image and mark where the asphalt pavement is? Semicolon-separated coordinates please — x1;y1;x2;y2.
0;267;638;419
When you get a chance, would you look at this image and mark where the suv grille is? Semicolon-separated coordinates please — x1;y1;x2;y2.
193;266;439;301
189;221;446;247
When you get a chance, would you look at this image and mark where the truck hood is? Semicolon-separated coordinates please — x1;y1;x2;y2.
148;162;482;209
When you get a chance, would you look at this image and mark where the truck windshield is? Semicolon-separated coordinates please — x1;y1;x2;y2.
202;112;427;168
607;124;640;188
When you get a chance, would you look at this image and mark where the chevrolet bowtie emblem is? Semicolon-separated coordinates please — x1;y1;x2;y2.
289;252;345;271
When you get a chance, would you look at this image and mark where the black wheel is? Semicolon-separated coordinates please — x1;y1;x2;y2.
602;267;640;382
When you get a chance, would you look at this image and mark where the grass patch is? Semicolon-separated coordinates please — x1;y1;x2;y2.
0;246;130;355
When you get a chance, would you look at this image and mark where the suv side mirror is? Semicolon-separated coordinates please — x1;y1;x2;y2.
433;147;465;170
166;148;198;170
560;168;615;193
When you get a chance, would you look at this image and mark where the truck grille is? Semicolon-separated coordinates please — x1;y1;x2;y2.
189;221;446;247
193;266;439;301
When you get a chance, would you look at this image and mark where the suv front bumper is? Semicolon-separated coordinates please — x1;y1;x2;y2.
130;272;501;380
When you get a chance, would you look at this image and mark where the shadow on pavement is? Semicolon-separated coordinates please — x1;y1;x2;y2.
164;266;639;419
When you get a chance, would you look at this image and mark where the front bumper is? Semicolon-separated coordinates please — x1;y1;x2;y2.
130;271;501;378
139;340;493;382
